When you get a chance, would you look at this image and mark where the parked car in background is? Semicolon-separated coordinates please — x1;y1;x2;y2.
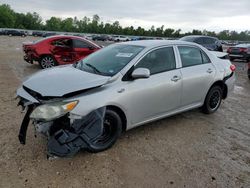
227;44;250;62
85;35;93;40
23;35;101;69
32;31;44;37
42;32;57;37
5;30;27;37
92;35;112;41
113;35;130;42
180;35;223;52
0;30;5;35
17;40;235;157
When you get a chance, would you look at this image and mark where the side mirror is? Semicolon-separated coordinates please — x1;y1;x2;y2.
131;68;150;79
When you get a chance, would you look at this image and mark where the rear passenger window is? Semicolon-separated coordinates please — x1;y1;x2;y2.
201;51;211;64
178;46;203;67
135;47;176;75
73;39;90;48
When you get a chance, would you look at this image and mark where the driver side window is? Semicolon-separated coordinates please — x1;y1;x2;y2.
135;47;176;75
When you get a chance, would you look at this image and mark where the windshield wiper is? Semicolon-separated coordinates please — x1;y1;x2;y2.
85;63;102;74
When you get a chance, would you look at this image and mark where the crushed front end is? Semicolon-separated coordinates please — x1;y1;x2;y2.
17;86;106;158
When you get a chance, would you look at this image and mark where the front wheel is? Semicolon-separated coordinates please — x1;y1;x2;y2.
39;55;57;69
87;109;122;153
202;86;223;114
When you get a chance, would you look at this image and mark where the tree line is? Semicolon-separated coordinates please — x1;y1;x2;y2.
1;4;250;41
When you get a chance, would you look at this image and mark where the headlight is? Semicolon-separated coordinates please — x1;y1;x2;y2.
30;101;78;121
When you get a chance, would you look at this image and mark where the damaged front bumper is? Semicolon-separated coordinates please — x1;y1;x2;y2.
17;94;106;158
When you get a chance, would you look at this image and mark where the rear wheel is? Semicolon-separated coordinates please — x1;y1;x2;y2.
39;55;57;69
87;109;122;153
202;86;223;114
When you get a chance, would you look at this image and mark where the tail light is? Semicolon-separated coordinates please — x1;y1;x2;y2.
230;64;236;72
239;48;248;53
227;47;232;53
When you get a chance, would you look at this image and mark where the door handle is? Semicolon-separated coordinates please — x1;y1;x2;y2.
207;68;213;73
171;75;181;82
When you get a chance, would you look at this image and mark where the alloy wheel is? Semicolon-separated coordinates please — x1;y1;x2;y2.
40;56;55;69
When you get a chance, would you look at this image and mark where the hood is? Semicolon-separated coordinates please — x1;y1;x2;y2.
22;65;110;97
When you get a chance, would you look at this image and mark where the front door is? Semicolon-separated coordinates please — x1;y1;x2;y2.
72;39;97;61
122;46;182;125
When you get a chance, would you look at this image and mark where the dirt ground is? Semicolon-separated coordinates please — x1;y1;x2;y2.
0;36;249;188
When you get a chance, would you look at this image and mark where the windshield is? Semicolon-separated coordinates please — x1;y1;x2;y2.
74;44;144;76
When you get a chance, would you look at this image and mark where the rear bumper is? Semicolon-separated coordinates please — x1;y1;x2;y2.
224;72;236;95
23;53;39;64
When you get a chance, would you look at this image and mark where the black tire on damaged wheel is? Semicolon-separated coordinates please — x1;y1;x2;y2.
202;86;223;114
87;109;122;153
39;55;57;69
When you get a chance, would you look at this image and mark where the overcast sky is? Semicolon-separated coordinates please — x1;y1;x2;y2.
2;0;250;32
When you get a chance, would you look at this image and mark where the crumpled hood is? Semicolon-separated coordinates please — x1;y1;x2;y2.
22;65;110;97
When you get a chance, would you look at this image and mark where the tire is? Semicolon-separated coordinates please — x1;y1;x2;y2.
39;55;57;69
87;109;122;153
202;86;223;114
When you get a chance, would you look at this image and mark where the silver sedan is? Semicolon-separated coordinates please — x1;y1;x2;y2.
17;40;235;157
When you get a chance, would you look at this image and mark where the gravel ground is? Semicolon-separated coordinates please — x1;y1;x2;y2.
0;36;249;188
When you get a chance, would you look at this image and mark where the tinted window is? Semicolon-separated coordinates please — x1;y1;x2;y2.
73;39;90;48
203;37;216;44
195;38;204;44
178;46;203;67
135;47;176;75
180;36;195;42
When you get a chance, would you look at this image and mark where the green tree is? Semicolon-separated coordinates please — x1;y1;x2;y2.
0;4;15;28
45;17;62;31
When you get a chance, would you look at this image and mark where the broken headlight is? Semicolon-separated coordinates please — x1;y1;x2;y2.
30;101;78;121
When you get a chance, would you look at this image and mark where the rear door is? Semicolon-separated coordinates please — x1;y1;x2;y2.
72;39;97;61
50;38;75;64
177;46;215;107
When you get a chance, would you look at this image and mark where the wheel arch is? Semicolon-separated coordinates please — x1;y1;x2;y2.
208;80;228;99
106;105;127;132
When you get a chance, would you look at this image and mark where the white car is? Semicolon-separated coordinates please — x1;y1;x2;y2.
113;35;130;42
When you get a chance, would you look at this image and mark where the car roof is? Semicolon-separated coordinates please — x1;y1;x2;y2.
182;35;217;38
44;35;85;40
120;40;197;48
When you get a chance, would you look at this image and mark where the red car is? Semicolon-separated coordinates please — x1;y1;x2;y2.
23;35;101;69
